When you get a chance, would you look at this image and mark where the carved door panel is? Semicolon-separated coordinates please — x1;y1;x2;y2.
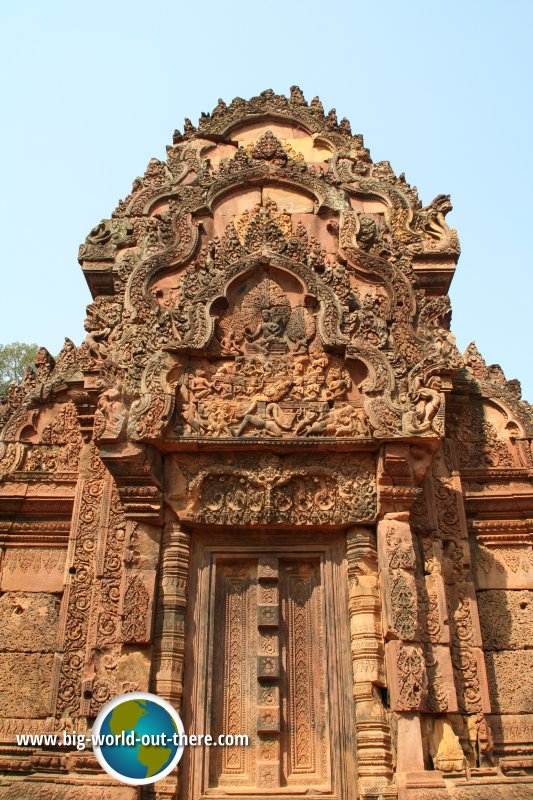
182;537;355;800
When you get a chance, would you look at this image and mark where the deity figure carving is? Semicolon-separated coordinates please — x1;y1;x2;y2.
2;88;531;800
404;375;442;434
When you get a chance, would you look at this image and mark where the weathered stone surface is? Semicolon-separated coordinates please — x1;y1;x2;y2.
485;650;533;713
478;590;533;650
488;713;533;751
450;787;533;799
472;538;533;591
428;717;466;772
0;784;137;800
0;87;532;796
0;592;60;652
0;653;54;717
0;548;66;592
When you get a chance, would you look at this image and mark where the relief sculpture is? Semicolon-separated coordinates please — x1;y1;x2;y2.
1;87;532;800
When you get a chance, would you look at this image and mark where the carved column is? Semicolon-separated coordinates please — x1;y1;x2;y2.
153;519;191;709
146;517;191;800
346;526;395;799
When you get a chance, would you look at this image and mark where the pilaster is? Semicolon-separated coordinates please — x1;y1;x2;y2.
346;526;394;798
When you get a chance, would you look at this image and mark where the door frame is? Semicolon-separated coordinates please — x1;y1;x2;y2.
180;530;357;800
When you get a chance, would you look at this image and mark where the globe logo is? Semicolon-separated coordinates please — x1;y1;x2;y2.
92;692;185;785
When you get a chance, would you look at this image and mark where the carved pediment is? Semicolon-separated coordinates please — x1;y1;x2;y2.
54;90;469;449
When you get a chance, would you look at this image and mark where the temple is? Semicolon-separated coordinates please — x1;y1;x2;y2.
0;88;532;800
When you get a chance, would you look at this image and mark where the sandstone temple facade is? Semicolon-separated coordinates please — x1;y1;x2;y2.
0;88;532;800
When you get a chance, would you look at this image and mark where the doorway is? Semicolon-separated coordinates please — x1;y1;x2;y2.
180;533;356;800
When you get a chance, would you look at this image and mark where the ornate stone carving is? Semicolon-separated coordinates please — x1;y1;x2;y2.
173;348;372;441
167;452;376;527
379;518;420;642
2;87;533;798
0;548;66;592
346;527;393;792
448;400;516;471
121;576;150;643
488;713;533;774
447;583;489;714
53;447;107;719
64;85;468;454
153;524;190;711
387;641;427;711
0;652;55;718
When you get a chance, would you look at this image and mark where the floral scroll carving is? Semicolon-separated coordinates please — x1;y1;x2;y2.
168;452;376;527
3;87;533;797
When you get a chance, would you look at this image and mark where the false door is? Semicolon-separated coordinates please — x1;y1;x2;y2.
182;537;356;800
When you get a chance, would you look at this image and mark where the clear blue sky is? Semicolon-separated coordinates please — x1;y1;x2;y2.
1;0;532;397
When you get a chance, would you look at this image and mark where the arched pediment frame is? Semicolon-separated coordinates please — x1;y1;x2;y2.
478;387;533;440
343;182;417;246
124;213;201;322
204;173;341;217
123;167;349;323
482;396;526;440
167;251;347;354
338;211;417;322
